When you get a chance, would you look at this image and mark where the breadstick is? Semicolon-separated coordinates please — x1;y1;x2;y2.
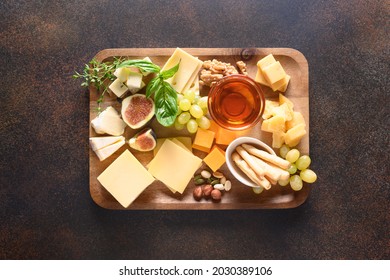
232;153;271;190
242;143;291;169
250;155;290;182
236;146;265;177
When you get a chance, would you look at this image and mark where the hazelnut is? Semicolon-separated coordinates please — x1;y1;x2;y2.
193;186;203;201
202;184;213;198
211;189;222;201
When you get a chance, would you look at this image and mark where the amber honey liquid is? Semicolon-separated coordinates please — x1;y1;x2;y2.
209;80;262;130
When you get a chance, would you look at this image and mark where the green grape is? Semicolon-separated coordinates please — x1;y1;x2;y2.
196;116;211;129
187;119;198;133
290;175;303;191
279;144;290;159
300;169;317;183
177;112;191;124
193;95;200;104
252;187;264;194
190;104;204;118
174;118;185;130
286;149;300;163
278;178;290;186
184;91;195;103
296;155;311;170
177;94;184;103
287;163;297;174
179;99;191;111
177;107;182;115
197;96;208;109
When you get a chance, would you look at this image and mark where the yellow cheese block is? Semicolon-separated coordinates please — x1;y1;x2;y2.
263;100;280;119
192;128;215;153
97;150;155;208
269;74;290;92
203;145;226;172
286;111;306;131
257;54;277;70
162;48;203;93
261;115;286;133
154;137;192;156
271;103;294;122
262;61;287;85
148;139;202;194
279;93;294;110
285;123;307;147
276;74;290;93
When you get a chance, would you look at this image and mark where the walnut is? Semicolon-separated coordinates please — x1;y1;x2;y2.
236;61;248;75
199;59;242;87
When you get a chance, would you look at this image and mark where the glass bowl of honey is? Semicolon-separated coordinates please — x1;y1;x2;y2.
207;74;265;131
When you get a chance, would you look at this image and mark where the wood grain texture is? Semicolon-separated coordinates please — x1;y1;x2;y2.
89;48;309;210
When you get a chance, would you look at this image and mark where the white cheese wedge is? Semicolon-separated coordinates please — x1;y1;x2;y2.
98;149;155;208
162;48;203;93
148;139;202;194
140;57;153;76
109;78;128;98
94;138;125;161
91;106;126;136
89;136;125;151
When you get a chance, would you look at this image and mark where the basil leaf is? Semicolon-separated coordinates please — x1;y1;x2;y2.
154;83;178;127
159;60;180;80
146;76;161;98
117;59;161;73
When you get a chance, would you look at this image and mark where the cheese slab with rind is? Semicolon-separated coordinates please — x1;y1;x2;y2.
97;149;155;208
89;136;125;151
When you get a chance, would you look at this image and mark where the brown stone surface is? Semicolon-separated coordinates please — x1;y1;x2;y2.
0;0;389;259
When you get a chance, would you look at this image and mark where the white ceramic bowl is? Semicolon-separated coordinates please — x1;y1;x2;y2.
225;137;276;187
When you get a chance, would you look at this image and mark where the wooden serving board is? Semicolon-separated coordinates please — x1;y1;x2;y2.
89;48;309;210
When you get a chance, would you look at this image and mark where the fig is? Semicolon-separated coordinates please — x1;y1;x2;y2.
128;128;157;152
121;94;155;129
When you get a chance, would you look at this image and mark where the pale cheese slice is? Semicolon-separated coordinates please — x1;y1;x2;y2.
148;139;202;194
89;136;125;151
162;48;203;93
97;150;155;208
94;138;125;161
182;61;202;94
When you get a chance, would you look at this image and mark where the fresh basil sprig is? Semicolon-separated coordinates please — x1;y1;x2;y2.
146;61;181;127
117;59;161;74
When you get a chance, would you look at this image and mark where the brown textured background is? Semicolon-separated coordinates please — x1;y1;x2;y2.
0;0;389;259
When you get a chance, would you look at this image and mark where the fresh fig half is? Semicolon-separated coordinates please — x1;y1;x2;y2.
128;128;157;152
121;94;155;129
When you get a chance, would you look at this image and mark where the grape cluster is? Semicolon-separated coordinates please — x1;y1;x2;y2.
278;144;317;191
174;91;211;133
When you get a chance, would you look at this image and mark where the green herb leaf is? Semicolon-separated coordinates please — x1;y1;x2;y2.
117;59;161;73
146;76;162;98
159;60;181;80
154;82;178;127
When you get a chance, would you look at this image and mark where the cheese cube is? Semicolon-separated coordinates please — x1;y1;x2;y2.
255;67;270;86
269;74;290;92
97;150;155;208
140;57;153;76
285;124;306;147
262;61;287;85
203;145;226;172
286;111;306;131
257;54;277;70
263;100;280;119
148;139;202;194
114;67;131;82
261;115;286;133
126;72;144;93
162;48;203;93
272;103;294;122
272;132;285;149
275;74;290;92
279;93;294;110
192;128;215;153
207;120;242;147
109;78;128;98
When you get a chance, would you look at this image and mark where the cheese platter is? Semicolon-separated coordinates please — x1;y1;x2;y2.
83;48;312;210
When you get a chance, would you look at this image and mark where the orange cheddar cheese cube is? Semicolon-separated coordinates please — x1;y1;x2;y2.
203;145;226;172
192;128;215;153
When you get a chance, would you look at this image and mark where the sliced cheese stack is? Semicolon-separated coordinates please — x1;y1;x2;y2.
90;136;125;161
255;54;290;92
98;149;155;208
261;94;306;148
91;106;126;136
162;48;203;94
148;139;202;194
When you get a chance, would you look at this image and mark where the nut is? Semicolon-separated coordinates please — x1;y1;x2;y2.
236;61;248;75
211;189;222;201
202;184;214;198
224;180;232;191
199;59;240;87
201;170;212;179
193;186;203;201
213;183;225;191
194;178;206;185
212;171;224;178
220;176;227;185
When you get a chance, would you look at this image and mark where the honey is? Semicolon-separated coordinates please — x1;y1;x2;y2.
208;74;265;130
